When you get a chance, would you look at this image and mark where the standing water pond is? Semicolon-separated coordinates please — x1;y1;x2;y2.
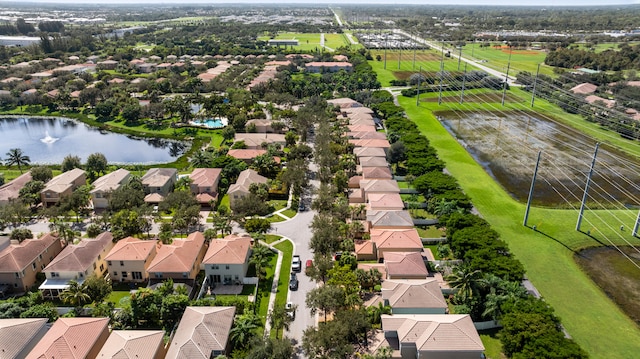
0;117;188;164
437;111;640;208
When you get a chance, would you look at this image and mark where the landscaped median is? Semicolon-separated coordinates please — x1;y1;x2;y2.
398;95;640;358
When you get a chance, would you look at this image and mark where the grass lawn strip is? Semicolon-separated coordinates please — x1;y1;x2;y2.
399;95;640;358
257;251;278;327
272;240;293;338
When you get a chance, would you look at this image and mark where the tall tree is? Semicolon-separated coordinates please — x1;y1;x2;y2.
269;303;296;339
85;153;108;181
229;312;261;349
61;154;82;172
59;280;91;308
4;148;30;173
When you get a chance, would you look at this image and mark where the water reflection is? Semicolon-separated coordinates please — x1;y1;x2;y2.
0;117;189;164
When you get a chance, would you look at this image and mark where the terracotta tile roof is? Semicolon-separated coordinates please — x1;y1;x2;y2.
189;168;222;188
350;139;391;148
361;179;400;194
349;131;387;140
43;232;113;273
104;237;156;262
367;193;405;211
91;169;131;194
348;124;377;132
147;232;205;274
165;306;236;359
347;118;376;127
0;172;32;203
0;318;48;359
227;149;267;160
570;83;597;94
362;167;392;180
234;133;286;148
585;95;616;108
0;233;59;272
381;279;447;310
358;157;390;168
144;193;165;203
141;168;177;188
203;234;252;265
96;330;164;359
384;252;428;278
228;169;268;194
367;210;414;228
42;168;85;194
354;147;386;158
354;239;375;256
381;314;484;352
358;263;386;279
26;317;109;359
306;61;352;68
348;175;363;188
195;192;217;204
327;98;362;108
371;228;422;251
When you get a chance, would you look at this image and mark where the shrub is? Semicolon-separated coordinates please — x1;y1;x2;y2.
10;228;33;242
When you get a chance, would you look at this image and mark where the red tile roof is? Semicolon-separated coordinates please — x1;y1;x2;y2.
203;234;252;265
104;237;156;262
0;233;60;272
147;232;205;274
43;232;112;273
26;317;109;359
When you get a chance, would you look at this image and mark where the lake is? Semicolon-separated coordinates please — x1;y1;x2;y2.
0;117;188;164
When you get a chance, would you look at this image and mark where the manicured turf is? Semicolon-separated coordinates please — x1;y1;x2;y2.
478;329;505;359
272;240;293;338
257;32;351;52
106;291;131;308
281;208;297;218
257;252;278;327
398;94;640;358
459;44;555;77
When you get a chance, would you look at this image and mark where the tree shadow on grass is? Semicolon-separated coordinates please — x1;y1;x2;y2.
524;225;606;258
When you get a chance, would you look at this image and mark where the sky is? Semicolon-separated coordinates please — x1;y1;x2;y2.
13;0;640;6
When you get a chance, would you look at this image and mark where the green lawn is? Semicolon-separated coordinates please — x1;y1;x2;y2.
106;291;131;308
479;329;505;359
257;252;278;327
271;240;293;338
266;214;286;223
459;44;555;77
264;234;282;244
281;208;297;218
269;199;288;211
416;226;445;238
398;94;640;358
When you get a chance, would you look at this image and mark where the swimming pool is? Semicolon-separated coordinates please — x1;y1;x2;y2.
191;118;228;129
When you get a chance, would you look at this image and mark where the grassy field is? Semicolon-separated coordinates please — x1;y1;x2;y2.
257;32;352;52
398;94;640;358
369;49;477;87
459;44;555;77
272;240;293;338
479;329;506;359
571;41;640;53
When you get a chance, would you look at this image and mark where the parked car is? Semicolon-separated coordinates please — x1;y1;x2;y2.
285;301;295;320
289;272;299;291
305;259;313;275
292;255;301;272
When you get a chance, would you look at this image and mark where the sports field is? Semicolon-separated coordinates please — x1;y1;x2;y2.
459;44;555;77
396;88;640;358
258;32;354;52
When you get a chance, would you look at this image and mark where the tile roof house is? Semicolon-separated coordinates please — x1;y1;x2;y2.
0;172;32;205
362;166;393;180
350;138;391;149
227;149;268;163
371;228;423;259
246;118;277;133
384;252;429;280
381;279;447;314
327;98;363;109
354;239;376;261
105;237;158;283
354;147;387;158
367;193;405;212
234;133;286;149
203;234;252;285
40;168;86;208
228;169;268;210
305;62;353;73
381;314;484;359
570;82;597;95
0;233;64;294
165;306;236;359
367;210;414;229
0;318;48;359
349;131;388;140
359;156;390;168
90;169;131;210
96;330;166;359
189;168;222;208
584;95;616;108
40;232;114;299
26;317;110;359
147;231;206;281
361;179;401;194
348;124;377;133
141;168;178;203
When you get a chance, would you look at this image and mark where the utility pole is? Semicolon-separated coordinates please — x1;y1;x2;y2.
457;44;462;70
531;63;541;108
438;40;445;105
576;143;600;232
523;151;542;227
416;65;422;106
460;62;467;104
633;210;640;237
413;39;416;70
501;46;512;107
398;46;401;69
384;33;388;70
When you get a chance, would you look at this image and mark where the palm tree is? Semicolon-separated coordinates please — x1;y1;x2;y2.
229;312;261;349
5;148;30;174
60;280;91;307
250;243;272;280
445;265;486;302
189;150;212;168
367;302;392;325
